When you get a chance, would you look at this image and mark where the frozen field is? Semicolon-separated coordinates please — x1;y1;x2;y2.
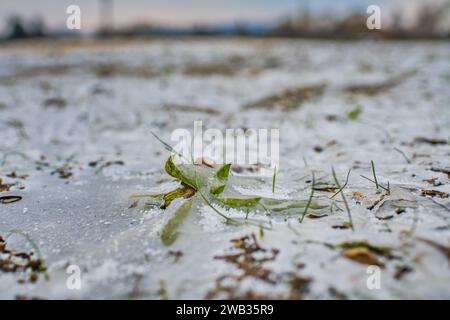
0;38;449;299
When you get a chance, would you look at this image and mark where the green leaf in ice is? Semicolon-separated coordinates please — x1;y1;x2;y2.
216;163;231;181
210;184;226;195
347;105;362;120
217;196;261;208
161;197;194;246
208;164;231;195
165;156;197;189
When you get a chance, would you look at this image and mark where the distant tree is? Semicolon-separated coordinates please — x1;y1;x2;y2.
28;16;46;37
334;13;370;38
416;1;450;37
7;16;28;39
98;0;114;37
235;21;249;36
272;18;299;37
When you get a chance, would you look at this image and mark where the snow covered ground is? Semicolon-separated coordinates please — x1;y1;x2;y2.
0;38;449;299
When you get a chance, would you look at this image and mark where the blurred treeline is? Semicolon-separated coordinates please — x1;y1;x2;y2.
2;1;450;41
273;1;450;39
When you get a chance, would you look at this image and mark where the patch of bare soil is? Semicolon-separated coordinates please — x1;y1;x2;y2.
242;83;326;111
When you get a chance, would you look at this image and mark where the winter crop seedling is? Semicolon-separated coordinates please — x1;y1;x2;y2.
131;155;273;245
131;137;331;245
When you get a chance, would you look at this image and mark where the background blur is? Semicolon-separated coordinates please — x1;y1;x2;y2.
1;0;450;301
1;0;450;40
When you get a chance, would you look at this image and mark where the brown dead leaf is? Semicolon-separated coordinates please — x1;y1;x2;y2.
332;223;352;230
421;189;449;199
423;177;441;186
343;247;383;266
194;157;217;168
0;195;22;204
376;215;394;221
0;178;13;192
349;191;365;199
367;193;387;210
313;186;338;192
5;172;29;180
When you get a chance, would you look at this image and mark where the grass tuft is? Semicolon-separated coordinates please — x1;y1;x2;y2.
330;169;351;199
332;167;354;231
371;160;379;193
299;171;315;223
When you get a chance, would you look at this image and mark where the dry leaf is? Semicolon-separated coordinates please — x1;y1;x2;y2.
421;189;449;199
0;195;22;204
343;247;382;266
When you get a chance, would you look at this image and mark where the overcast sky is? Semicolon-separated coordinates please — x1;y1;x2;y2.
0;0;388;32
